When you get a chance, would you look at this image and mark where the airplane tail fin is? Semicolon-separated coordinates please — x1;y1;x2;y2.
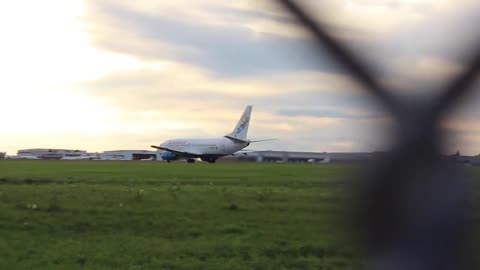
225;105;252;141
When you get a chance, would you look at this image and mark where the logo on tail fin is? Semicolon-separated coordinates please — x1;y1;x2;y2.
236;116;250;134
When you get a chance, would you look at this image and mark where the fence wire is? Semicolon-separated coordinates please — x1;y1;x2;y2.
276;1;479;269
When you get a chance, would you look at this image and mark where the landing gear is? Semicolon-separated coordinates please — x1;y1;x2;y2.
187;159;195;163
200;157;218;163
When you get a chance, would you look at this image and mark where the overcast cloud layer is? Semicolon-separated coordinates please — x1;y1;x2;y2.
1;0;480;155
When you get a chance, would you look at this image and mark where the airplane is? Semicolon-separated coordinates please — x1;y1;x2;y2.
151;105;274;163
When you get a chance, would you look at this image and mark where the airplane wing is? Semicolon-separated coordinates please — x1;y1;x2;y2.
249;138;278;143
150;145;202;157
232;152;251;156
231;149;260;156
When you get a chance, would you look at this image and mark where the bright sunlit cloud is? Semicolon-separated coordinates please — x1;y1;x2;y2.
0;0;147;152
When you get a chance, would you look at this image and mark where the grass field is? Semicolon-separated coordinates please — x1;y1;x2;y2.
0;160;478;269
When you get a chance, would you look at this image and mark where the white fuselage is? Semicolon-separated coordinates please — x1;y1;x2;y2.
160;137;249;157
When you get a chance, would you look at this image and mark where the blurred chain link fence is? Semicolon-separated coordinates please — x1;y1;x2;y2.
276;1;479;269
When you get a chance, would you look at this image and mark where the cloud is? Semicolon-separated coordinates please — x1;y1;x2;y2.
442;125;480;156
3;0;480;155
83;0;480;90
353;0;480;93
71;1;480;153
276;107;383;120
431;79;480;155
80;57;389;152
83;0;344;77
257;0;480;94
84;61;368;109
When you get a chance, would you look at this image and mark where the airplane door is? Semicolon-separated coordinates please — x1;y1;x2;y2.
221;144;225;152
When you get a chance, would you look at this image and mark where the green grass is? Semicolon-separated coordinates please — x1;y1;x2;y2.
3;160;478;269
0;160;357;269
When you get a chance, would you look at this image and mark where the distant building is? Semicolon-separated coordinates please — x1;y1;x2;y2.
100;150;160;160
17;148;87;159
448;152;480;166
234;151;373;163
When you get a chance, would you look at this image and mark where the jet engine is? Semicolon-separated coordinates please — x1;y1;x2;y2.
161;151;176;162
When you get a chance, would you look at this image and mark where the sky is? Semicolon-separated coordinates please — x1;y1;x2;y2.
1;0;480;155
